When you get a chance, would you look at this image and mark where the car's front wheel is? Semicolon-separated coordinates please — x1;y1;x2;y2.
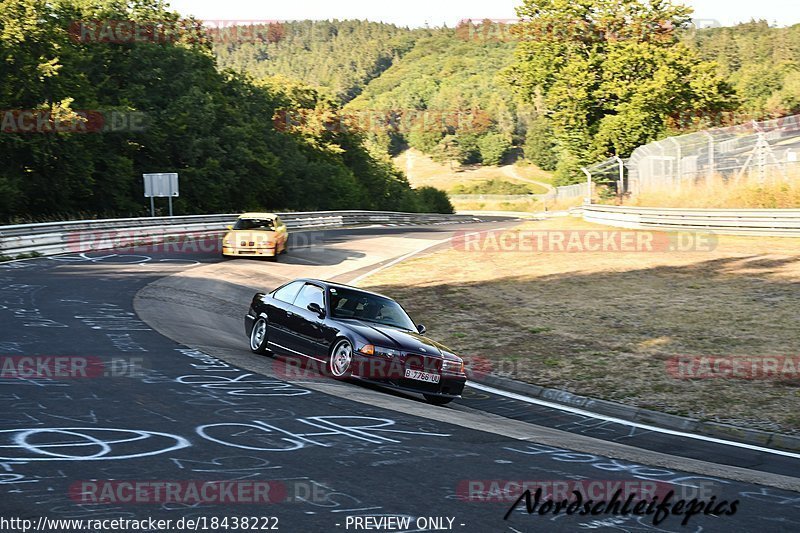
249;317;270;354
328;339;353;379
424;394;453;406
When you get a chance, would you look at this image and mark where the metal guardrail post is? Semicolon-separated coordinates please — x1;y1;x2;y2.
703;131;715;181
581;167;592;205
613;156;625;196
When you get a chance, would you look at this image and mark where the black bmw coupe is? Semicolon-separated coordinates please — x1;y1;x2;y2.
244;279;467;405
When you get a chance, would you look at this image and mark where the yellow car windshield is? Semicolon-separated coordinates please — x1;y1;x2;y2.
233;219;275;231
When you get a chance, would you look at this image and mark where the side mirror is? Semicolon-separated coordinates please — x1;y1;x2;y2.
416;324;426;335
226;225;233;230
307;302;326;318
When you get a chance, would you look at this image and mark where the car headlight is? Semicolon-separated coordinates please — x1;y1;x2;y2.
223;239;233;246
442;359;465;373
360;344;401;357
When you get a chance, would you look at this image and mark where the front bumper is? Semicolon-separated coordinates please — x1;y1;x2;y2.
222;245;277;257
351;352;467;398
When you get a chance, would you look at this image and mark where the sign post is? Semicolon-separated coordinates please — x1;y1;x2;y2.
143;173;179;216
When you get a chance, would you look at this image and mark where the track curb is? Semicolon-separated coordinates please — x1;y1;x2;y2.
473;373;800;452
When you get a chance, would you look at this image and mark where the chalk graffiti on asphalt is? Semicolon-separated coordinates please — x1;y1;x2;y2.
197;416;451;453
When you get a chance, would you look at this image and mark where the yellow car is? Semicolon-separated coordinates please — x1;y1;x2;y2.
221;213;289;261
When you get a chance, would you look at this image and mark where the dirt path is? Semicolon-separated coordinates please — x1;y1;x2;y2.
503;164;555;192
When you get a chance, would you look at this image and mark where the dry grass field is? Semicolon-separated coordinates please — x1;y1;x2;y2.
617;171;800;208
361;217;800;434
392;149;564;212
393;149;553;193
451;196;584;213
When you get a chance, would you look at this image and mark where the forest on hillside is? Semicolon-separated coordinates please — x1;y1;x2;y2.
217;12;800;185
690;21;800;117
0;2;451;223
2;0;798;224
214;20;429;103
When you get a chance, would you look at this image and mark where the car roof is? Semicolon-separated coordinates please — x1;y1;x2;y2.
238;212;279;219
292;279;392;300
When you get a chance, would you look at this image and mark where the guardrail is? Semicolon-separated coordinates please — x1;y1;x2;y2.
0;211;481;258
582;205;800;236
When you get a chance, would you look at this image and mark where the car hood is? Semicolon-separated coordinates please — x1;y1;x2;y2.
343;320;459;360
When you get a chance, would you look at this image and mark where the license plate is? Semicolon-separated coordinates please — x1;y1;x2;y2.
405;368;440;383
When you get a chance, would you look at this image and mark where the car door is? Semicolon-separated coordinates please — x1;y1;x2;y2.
266;281;304;353
287;282;327;359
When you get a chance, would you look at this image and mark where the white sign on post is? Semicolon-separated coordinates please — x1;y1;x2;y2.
143;173;179;197
143;173;179;216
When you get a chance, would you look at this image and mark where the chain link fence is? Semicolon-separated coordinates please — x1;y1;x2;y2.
582;157;625;198
583;114;800;198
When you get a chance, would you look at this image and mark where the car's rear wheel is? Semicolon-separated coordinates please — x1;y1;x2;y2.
424;394;453;406
328;339;353;379
249;317;270;354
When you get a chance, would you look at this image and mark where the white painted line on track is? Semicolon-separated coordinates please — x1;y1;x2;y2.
468;381;800;459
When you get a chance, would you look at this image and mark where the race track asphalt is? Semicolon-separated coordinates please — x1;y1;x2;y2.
1;222;798;532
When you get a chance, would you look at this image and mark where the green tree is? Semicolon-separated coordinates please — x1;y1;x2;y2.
0;0;453;222
523;116;558;170
477;132;511;165
766;71;800;115
503;0;734;183
413;186;454;214
407;128;444;154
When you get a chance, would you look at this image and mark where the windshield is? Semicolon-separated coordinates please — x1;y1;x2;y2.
233;218;275;231
329;287;416;331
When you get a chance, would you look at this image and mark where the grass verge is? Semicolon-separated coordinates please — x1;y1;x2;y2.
0;251;43;262
361;217;800;434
